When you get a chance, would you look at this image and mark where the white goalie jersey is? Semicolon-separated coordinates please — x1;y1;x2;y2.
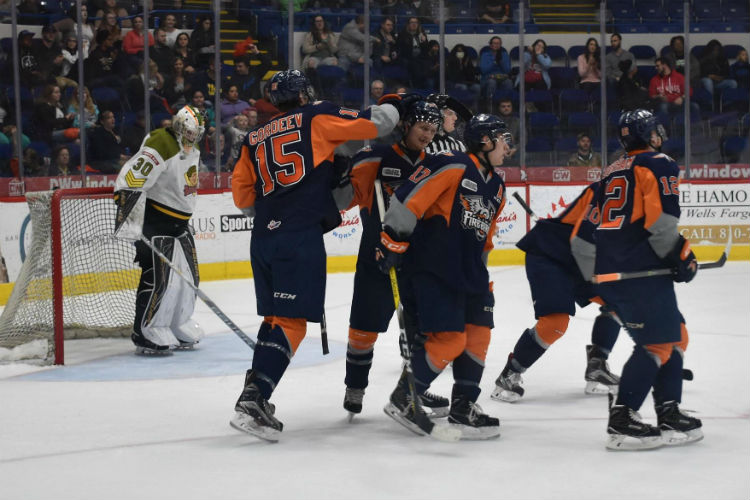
115;128;201;219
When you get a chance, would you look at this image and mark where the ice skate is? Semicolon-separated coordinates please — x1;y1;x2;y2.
420;390;450;418
448;396;500;440
491;353;524;403
131;333;172;356
173;339;199;350
230;371;283;442
585;345;619;395
344;387;365;421
606;397;662;451
383;377;431;437
656;401;703;446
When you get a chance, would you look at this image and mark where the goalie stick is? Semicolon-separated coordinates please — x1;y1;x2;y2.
138;235;257;350
374;180;460;442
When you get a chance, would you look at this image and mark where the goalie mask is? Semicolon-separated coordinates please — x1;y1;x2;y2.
172;105;205;155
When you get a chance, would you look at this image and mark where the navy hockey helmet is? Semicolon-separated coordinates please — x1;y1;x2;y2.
403;100;443;128
464;114;513;154
617;109;667;151
268;69;315;108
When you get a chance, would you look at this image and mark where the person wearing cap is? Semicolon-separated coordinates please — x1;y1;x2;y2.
567;132;602;167
34;25;66;87
18;30;43;87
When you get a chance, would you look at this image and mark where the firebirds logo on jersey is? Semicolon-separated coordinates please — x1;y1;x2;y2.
459;194;496;241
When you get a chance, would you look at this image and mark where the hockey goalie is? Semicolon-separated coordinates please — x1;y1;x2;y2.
113;105;206;355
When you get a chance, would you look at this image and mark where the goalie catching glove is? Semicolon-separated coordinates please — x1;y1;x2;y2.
375;226;409;275
666;235;698;283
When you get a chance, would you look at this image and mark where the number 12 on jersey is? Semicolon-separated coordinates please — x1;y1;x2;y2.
255;131;307;195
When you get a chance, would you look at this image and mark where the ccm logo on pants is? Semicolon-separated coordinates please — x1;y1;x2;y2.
274;292;297;300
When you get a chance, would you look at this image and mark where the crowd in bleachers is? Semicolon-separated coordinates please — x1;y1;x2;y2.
0;0;748;176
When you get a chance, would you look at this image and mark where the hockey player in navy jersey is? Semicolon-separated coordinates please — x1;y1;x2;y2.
595;109;702;450
229;70;401;441
377;114;511;439
341;99;451;419
491;181;622;402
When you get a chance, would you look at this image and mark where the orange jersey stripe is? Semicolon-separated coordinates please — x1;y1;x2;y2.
232;143;258;210
633;164;664;230
310;114;379;167
349;160;380;212
566;186;594;243
404;166;465;223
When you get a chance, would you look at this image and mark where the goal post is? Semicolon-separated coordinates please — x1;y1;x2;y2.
0;188;139;365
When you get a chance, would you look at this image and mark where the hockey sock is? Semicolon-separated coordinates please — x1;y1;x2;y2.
410;347;441;395
511;328;548;370
451;351;483;402
652;348;684;405
345;329;378;390
590;311;620;356
251;323;293;400
616;345;661;410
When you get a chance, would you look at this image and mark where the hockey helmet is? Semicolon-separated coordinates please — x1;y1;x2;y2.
403;100;443;128
172;105;205;154
464;114;513;154
617;109;667;152
268;69;315;108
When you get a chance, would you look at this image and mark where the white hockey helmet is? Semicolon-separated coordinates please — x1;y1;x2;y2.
172;105;205;154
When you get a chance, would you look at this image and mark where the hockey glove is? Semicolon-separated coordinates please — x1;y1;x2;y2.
667;235;698;283
375;226;409;275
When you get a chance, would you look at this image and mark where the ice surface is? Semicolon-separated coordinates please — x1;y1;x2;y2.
1;263;748;500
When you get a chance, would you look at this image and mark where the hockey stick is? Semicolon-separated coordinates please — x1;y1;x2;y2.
592;230;733;284
512;191;538;222
374;180;460;442
138;235;256;350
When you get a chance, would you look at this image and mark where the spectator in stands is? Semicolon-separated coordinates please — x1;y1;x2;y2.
567;132;601;167
370;79;385;106
200;131;230;172
225;113;250;167
123;16;155;57
338;15;380;72
35;25;67;88
423;40;441;89
478;0;512;24
373;17;398;72
226;49;271;104
31;84;78;144
151;28;176;75
122;110;146;155
19;30;44;88
730;49;749;90
55;4;94;53
497;97;518;164
220;83;250;125
254;83;280;125
85;30;122;88
447;43;479;95
88;110;126;173
125;59;166;113
604;32;634;84
162;57;191;111
191;15;216;66
246;107;258;129
173;32;197;74
190;57;217;102
663;35;700;90
517;39;551;91
616;60;649;111
480;36;512;112
161;14;181;48
406;0;435;24
699;39;738;99
302;15;339;72
21;147;46;177
189;89;215;135
68;86;99;130
649;57;693;115
49;145;80;176
395;16;429;86
61;34;87;84
97;12;123;45
95;0;130;30
577;37;601;95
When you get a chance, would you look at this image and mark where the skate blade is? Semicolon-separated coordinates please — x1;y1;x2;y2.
347;412;356;423
383;403;428;436
134;346;173;356
426;406;450;419
605;434;662;451
490;386;522;403
449;423;501;441
173;341;198;350
230;412;280;443
585;381;618;395
661;428;704;446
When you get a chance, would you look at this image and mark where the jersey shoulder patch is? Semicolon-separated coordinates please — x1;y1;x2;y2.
144;129;180;161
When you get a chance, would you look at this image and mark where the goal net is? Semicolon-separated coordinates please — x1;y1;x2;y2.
0;188;139;365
